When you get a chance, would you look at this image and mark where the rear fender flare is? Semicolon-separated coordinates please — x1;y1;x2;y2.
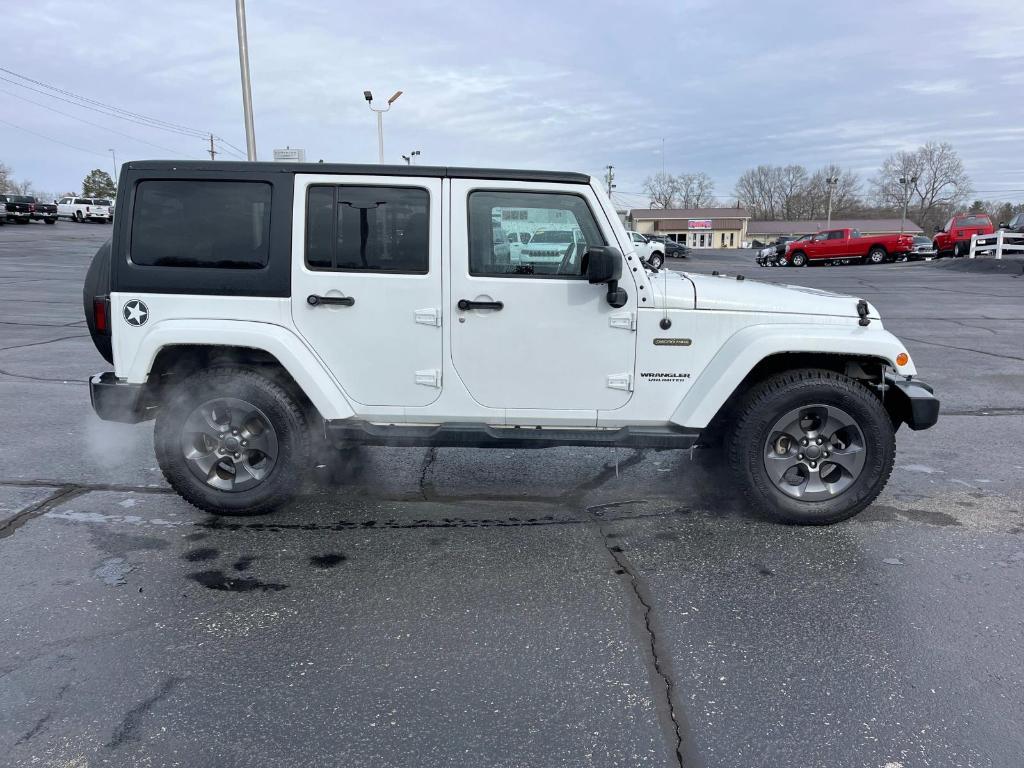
669;324;915;428
120;319;356;420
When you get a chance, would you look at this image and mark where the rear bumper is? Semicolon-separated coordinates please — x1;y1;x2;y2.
886;376;940;431
89;371;150;423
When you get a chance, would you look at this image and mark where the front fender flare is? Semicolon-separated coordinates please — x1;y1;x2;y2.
669;323;916;429
119;319;356;420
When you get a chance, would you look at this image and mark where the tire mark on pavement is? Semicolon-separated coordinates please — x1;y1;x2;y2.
0;334;89;352
104;676;185;750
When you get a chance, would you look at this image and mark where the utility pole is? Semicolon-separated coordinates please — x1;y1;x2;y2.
234;0;257;160
107;149;117;182
825;173;839;227
604;165;616;197
208;134;218;161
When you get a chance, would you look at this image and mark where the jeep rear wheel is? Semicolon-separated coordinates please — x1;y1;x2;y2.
728;369;895;525
155;368;309;515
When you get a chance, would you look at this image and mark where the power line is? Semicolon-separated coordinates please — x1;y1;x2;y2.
0;117;109;158
0;66;208;138
0;87;194;158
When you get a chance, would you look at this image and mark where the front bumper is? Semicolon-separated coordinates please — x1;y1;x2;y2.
90;371;150;423
886;376;939;431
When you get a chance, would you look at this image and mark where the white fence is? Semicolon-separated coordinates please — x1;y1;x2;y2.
970;230;1024;259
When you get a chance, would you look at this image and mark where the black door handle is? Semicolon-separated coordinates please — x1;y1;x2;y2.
307;294;355;307
457;299;503;311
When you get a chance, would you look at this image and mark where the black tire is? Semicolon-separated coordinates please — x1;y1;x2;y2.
155;368;310;516
728;369;895;525
16;219;29;224
75;211;83;222
953;242;964;258
790;251;807;267
44;219;56;225
106;217;113;224
649;252;664;269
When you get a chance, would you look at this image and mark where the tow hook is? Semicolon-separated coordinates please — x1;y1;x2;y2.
857;299;871;326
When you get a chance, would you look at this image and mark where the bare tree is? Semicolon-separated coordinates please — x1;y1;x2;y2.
0;162;11;194
734;165;779;219
803;164;861;219
870;141;970;232
7;177;36;195
677;172;716;208
642;172;680;208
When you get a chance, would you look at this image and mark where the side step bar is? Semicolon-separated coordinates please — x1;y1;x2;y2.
325;420;700;450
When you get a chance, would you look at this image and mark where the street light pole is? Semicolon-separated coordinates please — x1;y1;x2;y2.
108;149;118;183
234;0;257;161
899;175;918;234
825;174;838;227
364;89;403;163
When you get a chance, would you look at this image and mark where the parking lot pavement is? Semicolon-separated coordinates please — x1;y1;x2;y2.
1;226;1022;767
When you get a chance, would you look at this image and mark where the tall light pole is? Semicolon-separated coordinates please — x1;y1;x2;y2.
234;0;257;160
899;174;918;234
825;174;839;227
364;89;403;163
107;149;118;183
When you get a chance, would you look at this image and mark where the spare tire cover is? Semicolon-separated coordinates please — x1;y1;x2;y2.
83;239;114;364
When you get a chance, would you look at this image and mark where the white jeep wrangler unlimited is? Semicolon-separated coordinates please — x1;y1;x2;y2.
85;161;938;524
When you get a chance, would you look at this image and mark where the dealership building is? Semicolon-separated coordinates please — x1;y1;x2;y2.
629;207;751;249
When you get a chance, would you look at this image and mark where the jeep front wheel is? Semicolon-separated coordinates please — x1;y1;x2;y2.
155;368;309;515
728;369;895;525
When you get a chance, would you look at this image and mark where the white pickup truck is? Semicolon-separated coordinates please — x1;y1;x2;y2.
58;196;113;223
85;160;938;525
627;230;665;268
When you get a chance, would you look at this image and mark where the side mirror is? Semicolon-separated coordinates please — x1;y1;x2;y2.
584;246;622;284
583;246;627;308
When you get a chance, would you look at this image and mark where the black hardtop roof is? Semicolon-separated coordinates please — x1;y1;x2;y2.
123;161;591;185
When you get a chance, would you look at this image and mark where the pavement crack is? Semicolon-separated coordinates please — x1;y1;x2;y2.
584;508;697;768
0;333;89;352
900;336;1024;363
0;485;88;540
104;676;185;750
418;447;438;500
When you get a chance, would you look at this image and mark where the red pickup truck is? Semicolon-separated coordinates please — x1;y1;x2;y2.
932;213;994;257
785;227;915;266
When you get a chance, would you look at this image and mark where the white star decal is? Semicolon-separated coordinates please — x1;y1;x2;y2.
123;300;149;326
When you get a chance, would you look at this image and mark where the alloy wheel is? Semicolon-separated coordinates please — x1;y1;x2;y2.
180;397;279;492
763;404;866;501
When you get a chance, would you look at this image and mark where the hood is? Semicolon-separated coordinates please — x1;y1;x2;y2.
652;270;879;319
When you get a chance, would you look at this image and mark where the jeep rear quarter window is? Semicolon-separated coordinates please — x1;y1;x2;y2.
305;185;429;273
467;191;604;277
130;180;271;269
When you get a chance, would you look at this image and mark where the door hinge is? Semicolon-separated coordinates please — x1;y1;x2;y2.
414;307;442;327
415;369;442;388
606;372;634;392
609;311;636;331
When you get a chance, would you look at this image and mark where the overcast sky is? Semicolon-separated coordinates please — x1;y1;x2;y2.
3;0;1022;206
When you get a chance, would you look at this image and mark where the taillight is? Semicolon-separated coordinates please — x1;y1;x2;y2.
93;296;110;333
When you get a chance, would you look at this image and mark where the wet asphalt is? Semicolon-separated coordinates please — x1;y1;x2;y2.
0;224;1022;768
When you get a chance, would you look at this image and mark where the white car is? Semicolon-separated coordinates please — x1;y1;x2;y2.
627;230;665;268
58;196;113;223
85;160;938;525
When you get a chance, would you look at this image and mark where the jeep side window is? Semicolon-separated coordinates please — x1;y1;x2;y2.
305;185;429;273
467;191;605;277
130;180;271;269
